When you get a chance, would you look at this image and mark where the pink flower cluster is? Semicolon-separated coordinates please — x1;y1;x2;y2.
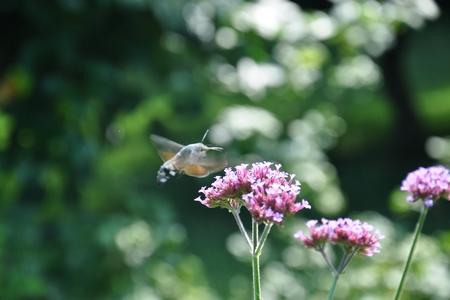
196;164;251;209
401;166;450;207
295;218;383;257
195;162;310;224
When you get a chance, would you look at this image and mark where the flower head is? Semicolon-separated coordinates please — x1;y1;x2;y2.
294;219;330;249
243;162;310;224
195;164;251;208
295;218;383;257
401;166;450;207
196;162;310;224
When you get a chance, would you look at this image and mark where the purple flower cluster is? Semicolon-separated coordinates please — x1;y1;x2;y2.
196;162;310;224
295;218;383;257
401;166;450;207
196;164;251;209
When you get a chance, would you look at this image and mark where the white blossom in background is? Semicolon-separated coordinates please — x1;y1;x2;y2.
115;220;154;267
309;12;336;40
274;43;328;90
213;62;239;91
205;0;440;94
426;136;450;163
332;1;395;55
332;0;361;23
150;260;221;300
226;232;251;262
210;105;282;145
331;0;439;55
215;26;238;49
262;263;306;299
288;68;321;91
212;58;286;98
394;0;440;28
124;286;159;300
183;1;216;42
286;109;347;215
236;58;286;98
232;0;307;42
334;55;380;88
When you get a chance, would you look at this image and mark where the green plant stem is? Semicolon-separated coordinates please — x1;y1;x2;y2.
327;273;340;300
319;248;337;276
231;208;252;250
325;246;357;300
252;220;261;300
394;206;429;300
255;223;273;255
338;248;357;274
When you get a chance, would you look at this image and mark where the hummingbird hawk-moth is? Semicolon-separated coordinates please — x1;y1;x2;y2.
150;131;227;184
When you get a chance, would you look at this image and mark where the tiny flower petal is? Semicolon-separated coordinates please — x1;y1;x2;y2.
424;198;434;208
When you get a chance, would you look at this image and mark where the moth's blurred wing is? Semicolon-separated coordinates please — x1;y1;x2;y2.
183;152;228;177
203;154;228;173
150;134;184;162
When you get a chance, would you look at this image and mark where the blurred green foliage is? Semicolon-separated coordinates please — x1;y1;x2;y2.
0;0;449;299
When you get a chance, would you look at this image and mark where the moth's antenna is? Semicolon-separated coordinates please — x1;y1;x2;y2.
201;129;210;143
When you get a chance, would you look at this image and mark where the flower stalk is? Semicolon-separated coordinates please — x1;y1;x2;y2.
252;220;261;300
393;205;429;300
327;273;340;300
230;206;252;250
395;165;450;299
255;223;273;255
319;248;337;276
323;249;351;300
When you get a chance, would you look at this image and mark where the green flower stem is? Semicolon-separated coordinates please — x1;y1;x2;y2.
327;273;340;300
252;220;261;300
231;208;252;251
255;223;273;255
338;248;357;274
319;248;337;276
394;205;429;300
326;247;357;300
